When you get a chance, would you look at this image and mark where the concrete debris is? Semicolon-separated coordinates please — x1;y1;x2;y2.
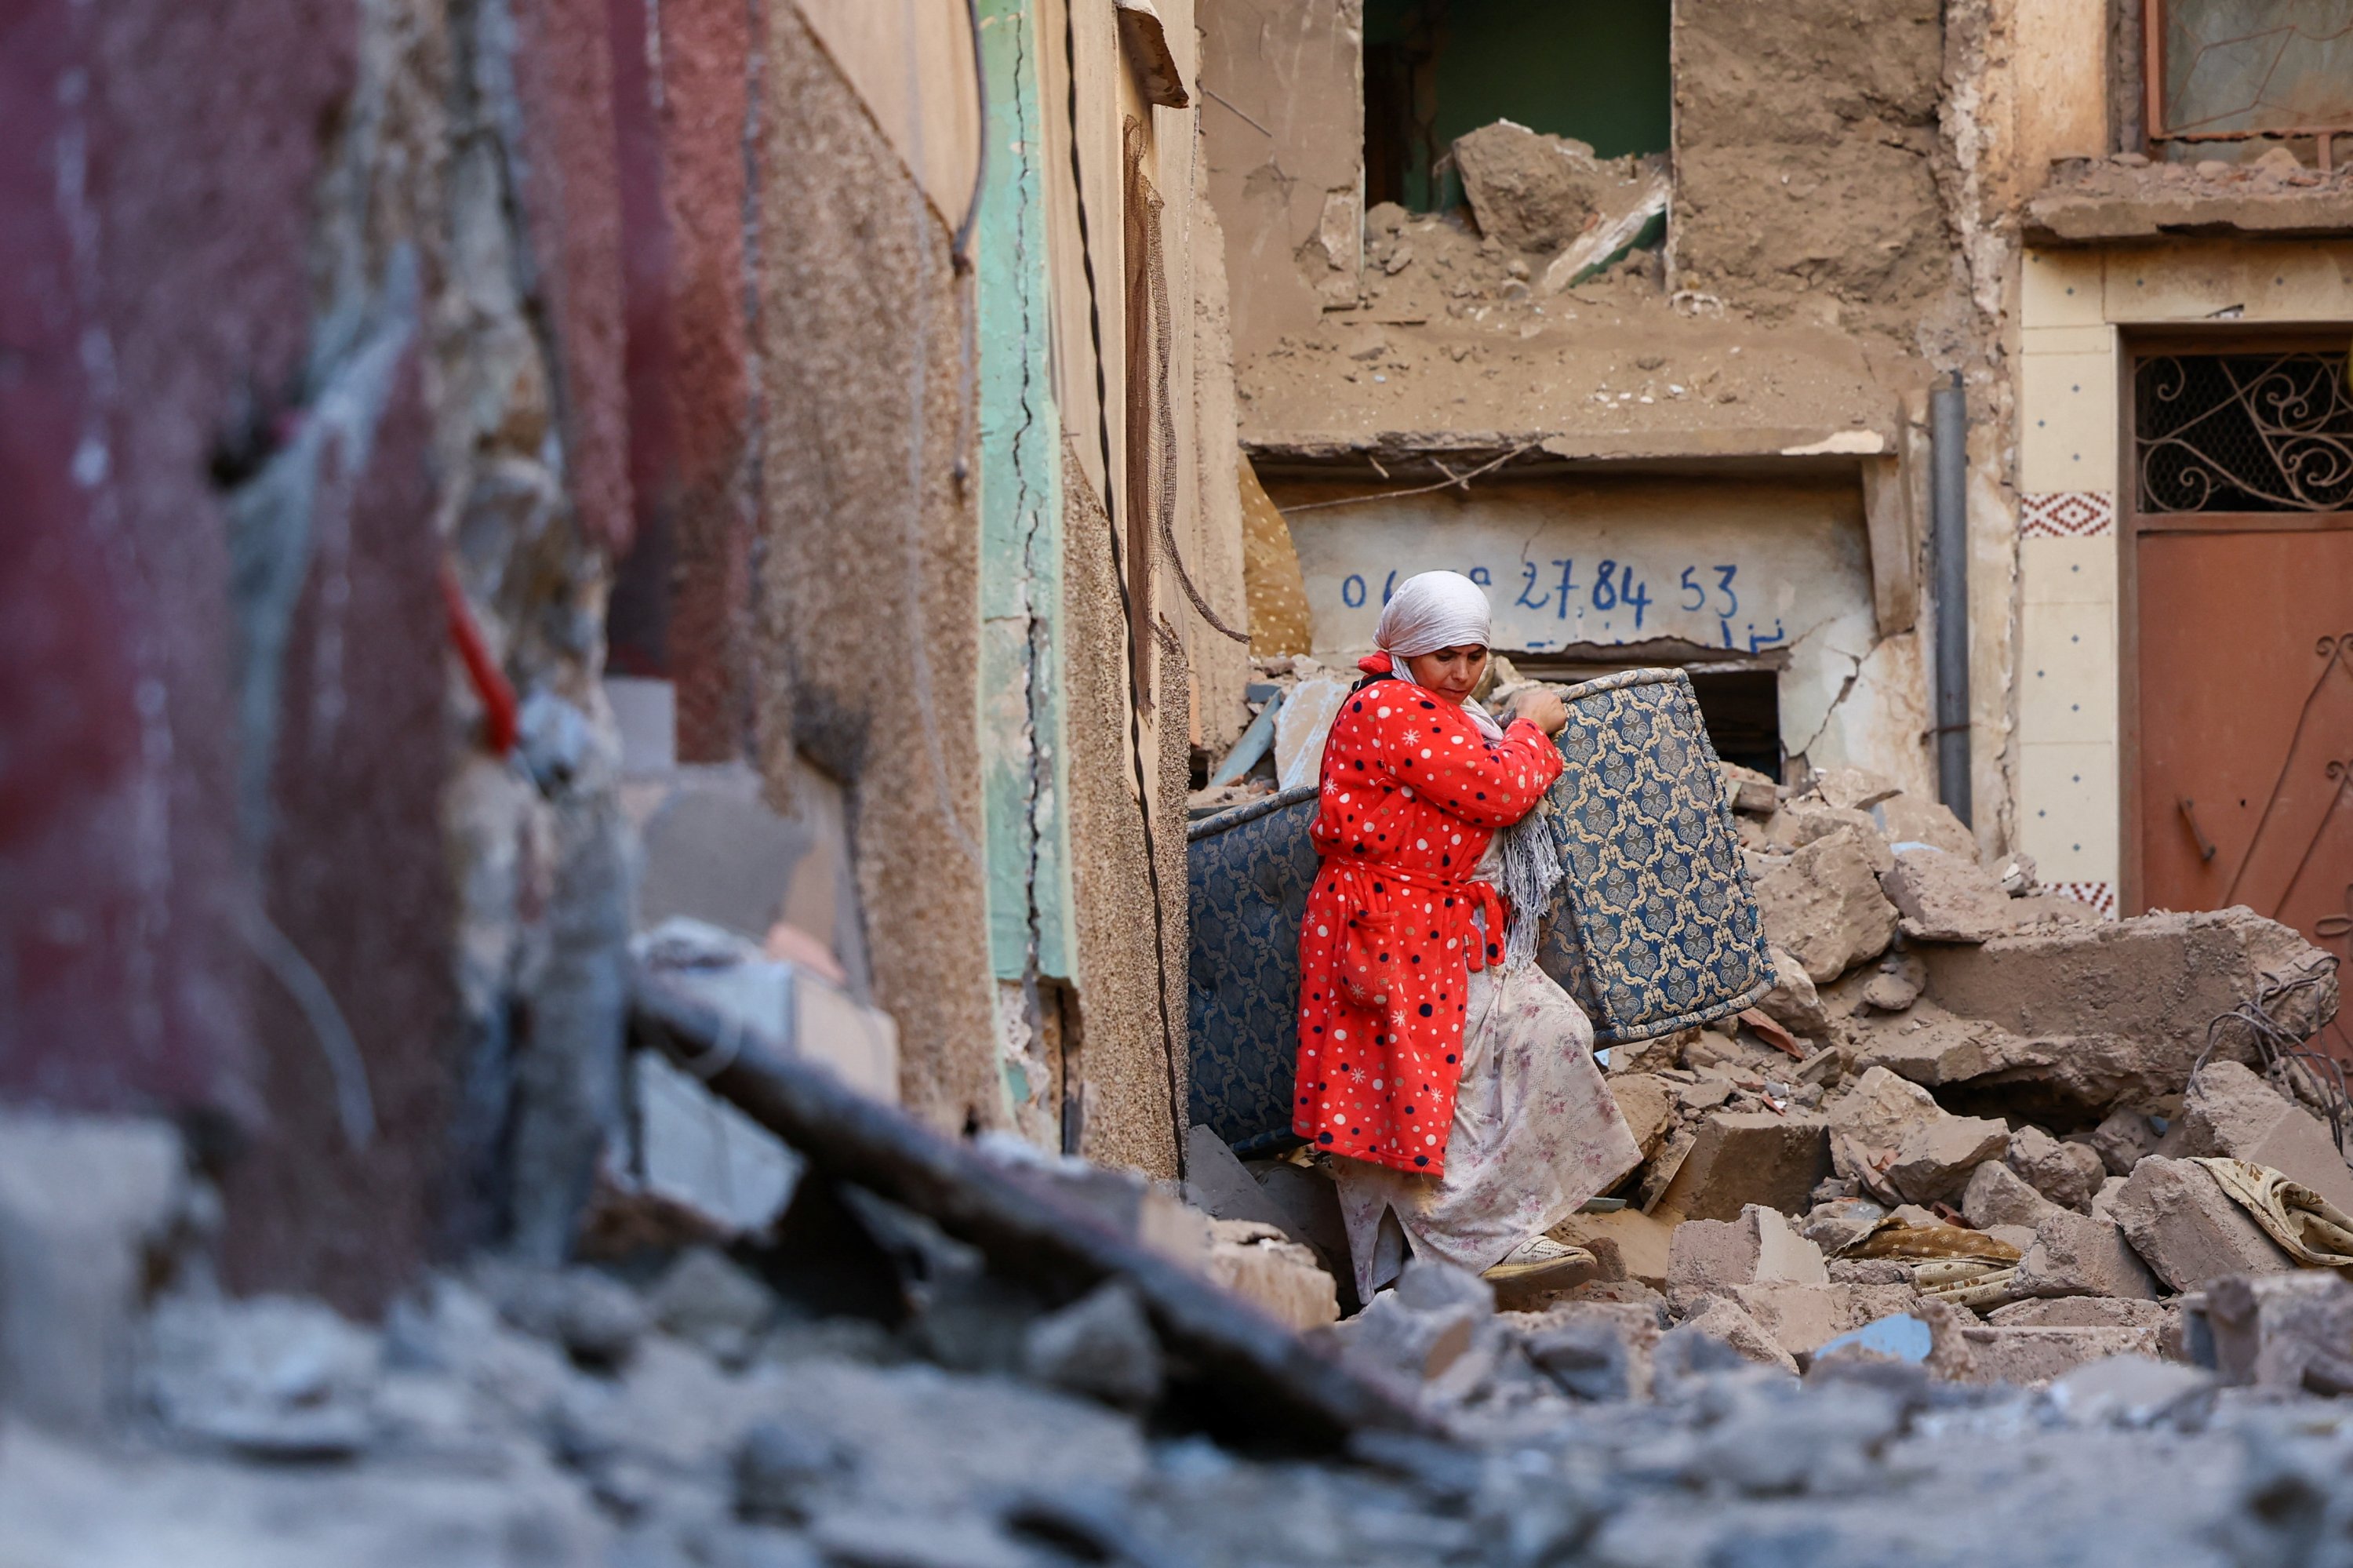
2013;1209;2162;1302
1653;1111;1831;1221
1515;1303;1660;1402
2042;1354;2213;1428
1756;944;1831;1036
0;1112;195;1435
1879;846;2039;943
1667;1204;1828;1308
1184;1124;1312;1243
1021;1281;1166;1410
2110;1157;2297;1293
2087;1106;2163;1177
2201;1271;2353;1393
1451;121;1654;256
2166;1060;2353;1216
1205;1219;1343;1330
1720;762;1780;816
1960;1159;2067;1233
1606;1073;1677;1159
1751;828;1900;984
1547;1206;1678;1291
1807;767;1904;813
1671;1297;1801;1377
1942;1323;2166;1386
646;1247;780;1367
144;1294;382;1459
2006;1123;2109;1211
1826;1066;2007;1205
1988;1296;2169;1331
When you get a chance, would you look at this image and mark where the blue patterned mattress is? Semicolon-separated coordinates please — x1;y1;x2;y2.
1186;668;1773;1153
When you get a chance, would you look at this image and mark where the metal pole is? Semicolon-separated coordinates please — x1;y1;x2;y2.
1931;370;1972;825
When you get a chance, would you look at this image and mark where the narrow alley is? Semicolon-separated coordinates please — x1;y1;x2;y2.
5;0;2353;1563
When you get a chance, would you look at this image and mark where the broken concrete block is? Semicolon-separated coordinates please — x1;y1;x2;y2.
646;1246;780;1366
2111;1157;2297;1293
1182;1126;1307;1242
1871;791;1979;860
1548;1207;1678;1291
1988;1296;2169;1332
1803;1199;1889;1255
0;1112;189;1434
1766;802;1897;875
1859;968;1922;1013
1021;1282;1164;1410
1511;1301;1662;1402
2006;1124;2108;1211
475;1260;650;1369
144;1294;380;1459
1850;1006;2035;1089
1653;1111;1831;1221
1879;847;2023;944
1666;1205;1829;1309
1729;1282;1921;1359
2173;1060;2353;1217
1672;1297;1801;1377
1810;767;1904;813
1202;1220;1340;1331
1962;1160;2068;1233
2013;1209;2161;1301
2203;1271;2353;1393
1756;945;1831;1037
1752;828;1900;983
1827;1065;2006;1204
1720;762;1780;816
1883;1114;2010;1206
1919;908;2340;1119
1345;1257;1490;1383
1451;121;1614;253
2045;1354;2213;1427
2089;1173;2129;1220
1948;1324;2164;1386
2087;1107;2162;1177
1606;1074;1676;1159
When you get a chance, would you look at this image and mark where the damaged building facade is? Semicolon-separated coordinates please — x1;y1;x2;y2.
1199;0;2353;961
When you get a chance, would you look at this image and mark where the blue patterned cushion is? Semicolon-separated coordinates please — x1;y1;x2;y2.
1185;787;1322;1155
1184;669;1772;1151
1537;668;1775;1046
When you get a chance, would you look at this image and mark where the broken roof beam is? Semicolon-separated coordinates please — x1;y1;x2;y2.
627;966;1427;1449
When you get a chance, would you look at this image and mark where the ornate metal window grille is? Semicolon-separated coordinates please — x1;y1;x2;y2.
2134;351;2353;513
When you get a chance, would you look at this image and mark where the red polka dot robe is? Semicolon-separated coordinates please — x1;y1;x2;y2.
1292;678;1565;1177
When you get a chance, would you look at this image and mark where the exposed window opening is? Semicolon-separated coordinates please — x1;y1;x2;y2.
1508;652;1785;780
1363;0;1672;213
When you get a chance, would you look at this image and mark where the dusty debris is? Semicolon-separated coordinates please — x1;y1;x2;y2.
2167;1060;2353;1216
1752;829;1900;984
2012;1209;2161;1303
2111;1157;2298;1294
1653;1111;1831;1221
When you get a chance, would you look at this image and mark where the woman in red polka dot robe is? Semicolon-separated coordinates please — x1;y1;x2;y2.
1294;572;1642;1298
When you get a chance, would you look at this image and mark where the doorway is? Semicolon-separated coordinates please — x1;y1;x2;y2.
2128;343;2353;1041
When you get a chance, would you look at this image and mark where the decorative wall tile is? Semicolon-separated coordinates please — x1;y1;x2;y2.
2017;740;2119;884
2019;347;2119;493
2020;598;2118;742
2020;534;2116;603
2044;879;2118;920
2020;249;2105;327
2018;489;2115;539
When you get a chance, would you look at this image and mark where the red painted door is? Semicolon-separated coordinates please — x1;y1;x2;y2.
2137;526;2353;991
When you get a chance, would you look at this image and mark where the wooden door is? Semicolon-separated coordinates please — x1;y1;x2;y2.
2129;347;2353;1039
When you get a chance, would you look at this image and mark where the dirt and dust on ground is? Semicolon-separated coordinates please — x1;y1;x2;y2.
1237;118;1938;463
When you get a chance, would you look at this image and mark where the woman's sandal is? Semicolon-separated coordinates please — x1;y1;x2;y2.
1480;1235;1598;1287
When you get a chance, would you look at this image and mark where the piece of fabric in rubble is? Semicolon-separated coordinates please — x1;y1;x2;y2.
1840;1219;2024;1309
1293;679;1562;1176
2196;1156;2353;1267
1331;953;1641;1301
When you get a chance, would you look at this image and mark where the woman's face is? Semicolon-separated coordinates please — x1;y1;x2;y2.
1404;644;1488;700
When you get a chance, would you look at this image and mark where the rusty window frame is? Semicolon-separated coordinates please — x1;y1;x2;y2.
2144;0;2353;158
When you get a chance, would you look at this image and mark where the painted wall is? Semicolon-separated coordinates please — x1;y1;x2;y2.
1274;475;1933;791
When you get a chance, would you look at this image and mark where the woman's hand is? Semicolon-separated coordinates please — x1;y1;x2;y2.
1507;686;1569;736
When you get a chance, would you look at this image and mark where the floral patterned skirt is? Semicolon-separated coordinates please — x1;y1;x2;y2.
1329;961;1642;1302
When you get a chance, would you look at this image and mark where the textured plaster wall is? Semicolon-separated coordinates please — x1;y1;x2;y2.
1061;449;1193;1179
754;7;1002;1138
1196;0;1367;355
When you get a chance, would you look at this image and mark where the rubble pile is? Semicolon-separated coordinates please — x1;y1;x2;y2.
1528;761;2350;1389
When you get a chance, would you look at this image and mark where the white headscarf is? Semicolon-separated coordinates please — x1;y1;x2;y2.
1369;570;1504;740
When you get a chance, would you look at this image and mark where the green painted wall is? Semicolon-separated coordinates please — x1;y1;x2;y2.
975;0;1075;984
1366;0;1671;212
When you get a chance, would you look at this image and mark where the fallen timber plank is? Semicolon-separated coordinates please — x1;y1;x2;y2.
628;967;1428;1449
